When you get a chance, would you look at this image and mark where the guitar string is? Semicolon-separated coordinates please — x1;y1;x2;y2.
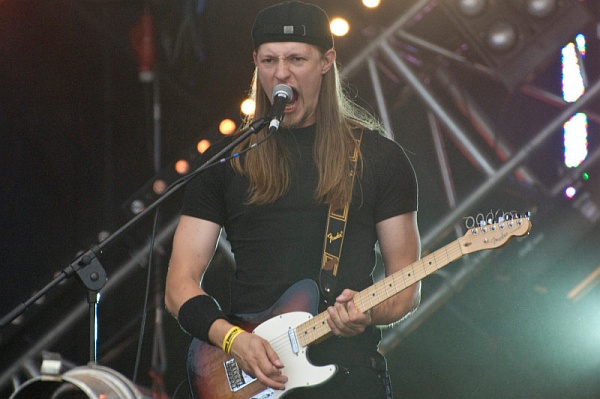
280;238;466;349
356;218;527;312
355;240;463;313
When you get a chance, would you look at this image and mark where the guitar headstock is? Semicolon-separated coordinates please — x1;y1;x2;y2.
460;212;531;254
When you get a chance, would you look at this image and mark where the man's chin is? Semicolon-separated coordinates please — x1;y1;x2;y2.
281;112;313;129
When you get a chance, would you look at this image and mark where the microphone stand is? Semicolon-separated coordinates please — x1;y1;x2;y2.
0;116;270;365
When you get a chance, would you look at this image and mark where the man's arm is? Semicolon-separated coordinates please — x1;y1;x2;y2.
166;215;288;390
326;211;421;335
165;215;221;315
371;211;421;326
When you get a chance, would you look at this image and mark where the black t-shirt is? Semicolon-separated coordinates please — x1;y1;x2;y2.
182;124;417;362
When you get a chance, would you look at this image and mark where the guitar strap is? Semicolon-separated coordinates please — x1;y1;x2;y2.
319;130;363;306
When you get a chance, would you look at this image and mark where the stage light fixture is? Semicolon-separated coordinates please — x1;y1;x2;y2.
219;118;237;135
330;17;350;37
565;186;577;199
486;21;517;52
362;0;380;8
197;139;211;154
240;98;255;116
457;0;487;17
152;179;167;195
439;0;592;88
175;159;190;174
525;0;556;19
130;199;145;215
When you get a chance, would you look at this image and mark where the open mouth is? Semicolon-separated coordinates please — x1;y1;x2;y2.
285;88;298;111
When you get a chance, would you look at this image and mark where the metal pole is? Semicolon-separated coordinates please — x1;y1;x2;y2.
380;41;498;177
367;58;394;139
427;111;463;239
433;67;537;185
340;0;433;80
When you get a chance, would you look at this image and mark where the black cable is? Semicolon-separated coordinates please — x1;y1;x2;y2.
132;208;160;384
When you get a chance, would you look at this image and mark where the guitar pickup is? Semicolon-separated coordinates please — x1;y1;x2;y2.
288;327;299;355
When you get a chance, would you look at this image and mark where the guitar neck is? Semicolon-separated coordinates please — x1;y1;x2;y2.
296;238;465;347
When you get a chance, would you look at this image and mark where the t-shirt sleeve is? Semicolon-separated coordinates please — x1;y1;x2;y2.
372;135;418;223
180;141;232;226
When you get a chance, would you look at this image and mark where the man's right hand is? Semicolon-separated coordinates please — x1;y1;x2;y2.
229;332;288;391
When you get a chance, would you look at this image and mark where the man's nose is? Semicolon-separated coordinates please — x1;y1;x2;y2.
274;59;291;80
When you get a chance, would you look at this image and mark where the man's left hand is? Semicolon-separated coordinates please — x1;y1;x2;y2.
326;289;372;337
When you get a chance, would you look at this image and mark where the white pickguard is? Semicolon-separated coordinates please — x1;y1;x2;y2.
251;311;337;399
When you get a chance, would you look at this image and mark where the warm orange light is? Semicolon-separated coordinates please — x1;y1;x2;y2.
174;159;190;174
219;118;237;135
241;99;255;116
197;139;211;154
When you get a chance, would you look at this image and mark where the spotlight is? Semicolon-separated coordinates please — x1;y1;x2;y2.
486;21;518;52
175;159;190;174
330;18;350;37
362;0;380;8
439;0;591;88
152;179;167;195
526;0;557;19
196;139;211;154
240;98;255;116
219;118;237;135
565;186;577;199
457;0;487;17
130;199;145;215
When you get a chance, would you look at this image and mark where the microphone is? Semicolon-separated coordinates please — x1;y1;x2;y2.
268;84;294;134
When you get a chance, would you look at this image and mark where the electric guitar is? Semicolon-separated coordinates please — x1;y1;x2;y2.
187;214;532;399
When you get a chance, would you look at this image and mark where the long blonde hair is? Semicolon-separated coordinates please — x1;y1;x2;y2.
232;51;384;209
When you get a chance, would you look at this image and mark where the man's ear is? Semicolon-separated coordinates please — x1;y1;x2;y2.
321;48;336;75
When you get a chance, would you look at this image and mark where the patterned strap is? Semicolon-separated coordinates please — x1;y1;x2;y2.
319;131;363;305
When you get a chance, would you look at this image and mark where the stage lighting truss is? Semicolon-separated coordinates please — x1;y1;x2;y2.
438;0;592;88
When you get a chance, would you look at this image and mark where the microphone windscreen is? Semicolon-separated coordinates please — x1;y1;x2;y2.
272;84;293;101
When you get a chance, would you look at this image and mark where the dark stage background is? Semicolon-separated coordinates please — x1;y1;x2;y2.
1;1;600;398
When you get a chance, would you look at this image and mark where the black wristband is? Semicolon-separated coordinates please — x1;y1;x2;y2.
177;295;228;343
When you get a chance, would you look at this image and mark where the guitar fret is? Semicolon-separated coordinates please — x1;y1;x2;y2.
297;313;331;347
418;256;429;280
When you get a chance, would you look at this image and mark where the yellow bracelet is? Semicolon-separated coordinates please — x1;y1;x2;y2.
222;326;245;354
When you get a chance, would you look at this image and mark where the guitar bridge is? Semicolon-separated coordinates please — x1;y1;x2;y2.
224;358;256;392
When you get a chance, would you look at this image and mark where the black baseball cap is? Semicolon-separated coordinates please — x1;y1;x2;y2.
252;1;334;50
